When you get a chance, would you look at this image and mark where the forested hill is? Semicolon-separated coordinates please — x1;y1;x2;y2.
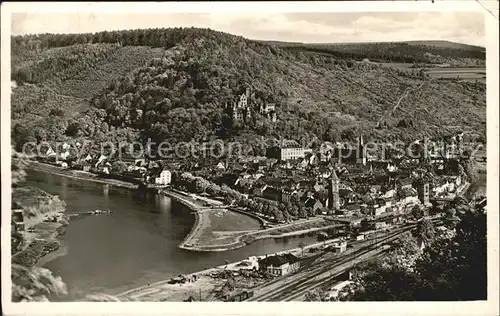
266;40;485;66
11;28;486;153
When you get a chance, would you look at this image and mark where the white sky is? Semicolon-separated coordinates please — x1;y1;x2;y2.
11;11;485;46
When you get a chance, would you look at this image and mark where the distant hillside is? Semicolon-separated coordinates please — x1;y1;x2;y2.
10;28;486;153
270;40;485;67
403;40;485;51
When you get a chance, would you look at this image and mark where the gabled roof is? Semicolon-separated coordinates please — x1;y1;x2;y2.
280;139;302;148
400;178;414;186
263;186;281;195
331;170;339;181
400;187;418;198
345;204;362;211
259;253;299;267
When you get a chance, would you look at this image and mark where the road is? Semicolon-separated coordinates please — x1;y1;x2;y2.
247;222;435;302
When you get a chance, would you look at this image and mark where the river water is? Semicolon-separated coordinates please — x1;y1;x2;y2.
25;170;319;301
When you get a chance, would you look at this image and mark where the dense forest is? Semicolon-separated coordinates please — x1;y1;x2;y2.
11;27;487;154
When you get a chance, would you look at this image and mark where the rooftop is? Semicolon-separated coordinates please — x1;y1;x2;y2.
259;253;299;267
280;139;302;148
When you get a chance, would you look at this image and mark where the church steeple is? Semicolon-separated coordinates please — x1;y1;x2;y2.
328;169;340;212
357;134;367;166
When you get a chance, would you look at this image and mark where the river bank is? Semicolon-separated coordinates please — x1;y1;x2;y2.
11;186;70;269
24;160;139;189
23;165;333;254
116;235;348;302
163;189;342;252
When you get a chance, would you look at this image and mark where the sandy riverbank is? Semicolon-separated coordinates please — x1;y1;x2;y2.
163;189;342;252
162;190;252;252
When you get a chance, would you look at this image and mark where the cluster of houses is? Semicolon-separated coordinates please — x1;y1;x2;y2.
201;134;469;223
38;145;174;187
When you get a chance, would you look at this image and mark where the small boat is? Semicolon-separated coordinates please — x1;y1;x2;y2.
87;209;113;215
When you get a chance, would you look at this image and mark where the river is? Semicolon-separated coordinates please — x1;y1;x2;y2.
25;170;319;301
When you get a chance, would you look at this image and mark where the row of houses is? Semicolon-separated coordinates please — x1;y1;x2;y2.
39;149;174;186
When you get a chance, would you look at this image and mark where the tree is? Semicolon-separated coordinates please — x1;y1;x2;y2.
272;207;284;223
339;209;486;301
298;241;306;257
194;177;209;193
49;108;65;117
415;209;486;300
444;207;460;229
12;151;28;187
12;264;67;302
411;205;424;220
111;160;128;173
360;219;371;232
414;217;435;249
298;205;308;219
304;289;325;301
385;232;420;271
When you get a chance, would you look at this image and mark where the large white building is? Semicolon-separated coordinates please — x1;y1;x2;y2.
270;140;312;161
155;170;172;185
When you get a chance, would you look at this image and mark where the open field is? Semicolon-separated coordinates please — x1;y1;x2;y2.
426;68;486;82
375;62;486;82
208;209;261;232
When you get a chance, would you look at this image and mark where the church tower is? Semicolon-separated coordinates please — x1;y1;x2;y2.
328;169;340;212
357;135;367;165
417;180;430;205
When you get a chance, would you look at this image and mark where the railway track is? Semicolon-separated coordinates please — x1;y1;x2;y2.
247;221;438;302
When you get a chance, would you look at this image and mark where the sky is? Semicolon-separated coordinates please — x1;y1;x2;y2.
11;12;485;46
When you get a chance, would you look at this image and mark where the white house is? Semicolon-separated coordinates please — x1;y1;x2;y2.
83;154;92;161
387;163;397;172
155;170;172;185
233;256;259;271
381;189;396;199
331;240;348;253
95;155;108;168
60;151;70;160
46;147;56;157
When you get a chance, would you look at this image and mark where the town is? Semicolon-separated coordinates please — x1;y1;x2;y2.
13;116;487;301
